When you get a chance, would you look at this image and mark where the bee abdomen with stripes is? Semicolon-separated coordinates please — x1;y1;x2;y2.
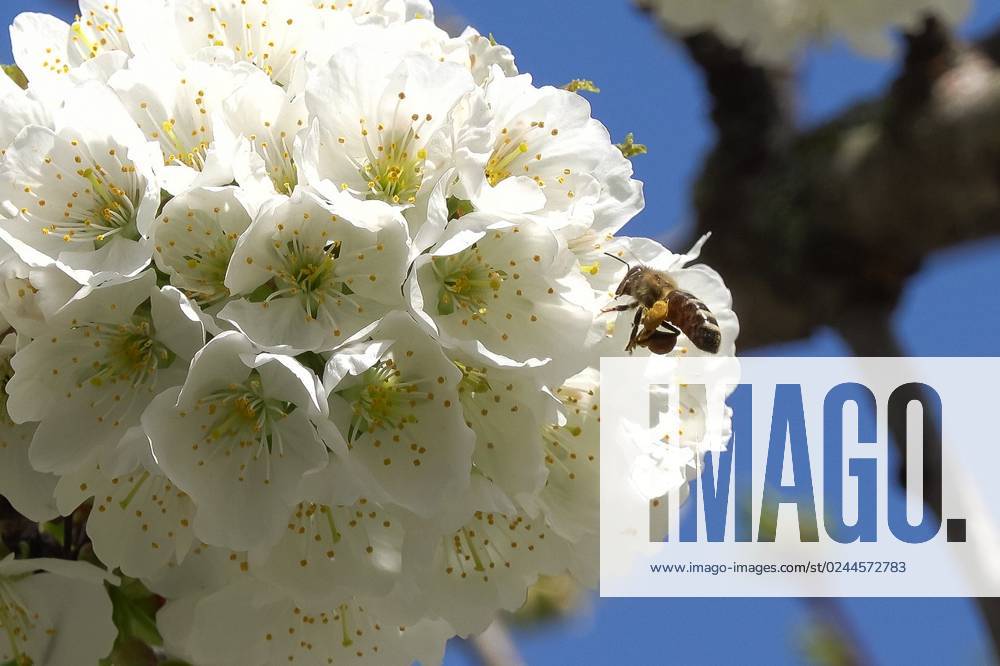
666;289;722;354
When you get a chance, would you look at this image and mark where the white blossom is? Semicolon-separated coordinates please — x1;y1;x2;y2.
647;0;971;63
0;81;160;282
403;477;571;637
0;74;50;153
302;44;477;210
109;51;260;194
251;488;405;605
0;556;117;666
215;74;309;207
6;272;205;474
160;579;450;666
407;212;595;380
9;1;137;94
459;28;517;85
533;369;603;543
468;70;643;239
54;428;197;580
220;188;409;353
162;0;325;85
323;311;475;516
453;355;554;504
142;331;330;551
0;235;87;340
150;186;252;308
0;334;58;522
0;0;743;662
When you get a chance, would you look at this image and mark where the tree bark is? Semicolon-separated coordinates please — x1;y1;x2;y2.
837;310;1000;658
643;5;1000;657
669;16;1000;349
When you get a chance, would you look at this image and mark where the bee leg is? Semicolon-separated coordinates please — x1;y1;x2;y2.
635;300;669;346
625;308;643;353
640;329;680;355
601;300;639;314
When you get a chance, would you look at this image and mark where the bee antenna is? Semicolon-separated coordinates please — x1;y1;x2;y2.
603;252;631;269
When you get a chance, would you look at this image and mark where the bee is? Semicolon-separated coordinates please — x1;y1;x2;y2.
602;254;722;355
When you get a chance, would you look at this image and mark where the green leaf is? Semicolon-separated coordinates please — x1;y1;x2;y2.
616;133;648;159
245;281;275;303
107;578;164;649
446;196;474;221
295;351;327;376
101;638;156;666
563;79;601;94
2;64;28;90
39;520;65;548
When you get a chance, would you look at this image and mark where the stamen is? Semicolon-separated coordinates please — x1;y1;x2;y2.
41;166;141;245
339;604;353;647
356;126;426;205
485;121;551;187
432;250;506;317
337;360;428;443
200;372;293;455
77;316;172;390
118;471;151;510
249;132;298;194
0;577;34;665
270;238;347;320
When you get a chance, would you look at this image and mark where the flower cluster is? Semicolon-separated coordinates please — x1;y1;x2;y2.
646;0;970;63
0;1;738;664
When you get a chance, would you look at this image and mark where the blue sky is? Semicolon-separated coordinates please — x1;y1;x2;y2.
3;1;1000;663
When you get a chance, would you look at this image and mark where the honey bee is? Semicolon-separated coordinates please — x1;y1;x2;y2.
602;255;722;355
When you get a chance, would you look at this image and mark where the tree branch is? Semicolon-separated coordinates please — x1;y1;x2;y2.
837;310;1000;658
656;8;1000;657
680;31;796;160
676;16;1000;348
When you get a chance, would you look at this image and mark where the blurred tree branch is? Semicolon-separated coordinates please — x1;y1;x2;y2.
643;5;1000;659
653;12;1000;348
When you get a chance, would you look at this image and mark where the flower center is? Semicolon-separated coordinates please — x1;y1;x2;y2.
194;8;300;83
485;139;527;187
200;372;292;451
0;577;36;666
268;239;345;320
432;249;506;317
358;124;427;206
248;131;298;195
177;231;238;305
485;121;550;188
68;7;127;61
456;362;492;395
78;315;174;389
160;119;210;171
337;360;427;443
443;512;534;582
44;166;141;245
